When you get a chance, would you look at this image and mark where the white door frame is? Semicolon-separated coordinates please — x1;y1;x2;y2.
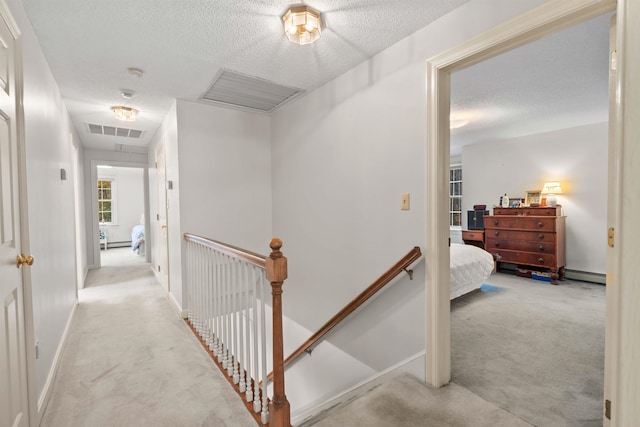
425;0;638;423
0;0;36;424
90;159;151;268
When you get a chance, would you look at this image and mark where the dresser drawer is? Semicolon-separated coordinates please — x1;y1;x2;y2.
485;229;557;242
489;249;557;268
462;230;484;242
485;238;555;253
493;207;561;216
486;216;557;231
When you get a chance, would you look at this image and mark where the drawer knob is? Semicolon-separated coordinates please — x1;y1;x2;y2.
539;245;544;251
537;222;544;228
538;257;544;264
538;234;544;240
495;242;500;247
494;220;499;226
494;231;500;237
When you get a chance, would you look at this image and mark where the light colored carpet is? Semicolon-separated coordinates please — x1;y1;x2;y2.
451;273;605;427
41;255;256;427
311;374;533;427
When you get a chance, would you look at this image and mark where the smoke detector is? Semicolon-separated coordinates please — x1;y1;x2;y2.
120;89;136;99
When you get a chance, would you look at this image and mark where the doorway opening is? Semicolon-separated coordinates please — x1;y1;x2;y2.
96;165;148;269
424;0;619;425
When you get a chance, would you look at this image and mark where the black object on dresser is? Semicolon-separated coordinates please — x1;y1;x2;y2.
467;210;489;230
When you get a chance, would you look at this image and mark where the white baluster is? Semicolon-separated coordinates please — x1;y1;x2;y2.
237;262;247;393
226;255;234;377
216;251;224;363
232;259;240;384
252;267;261;413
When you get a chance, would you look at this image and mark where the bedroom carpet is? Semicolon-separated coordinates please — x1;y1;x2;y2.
40;253;256;427
451;272;606;427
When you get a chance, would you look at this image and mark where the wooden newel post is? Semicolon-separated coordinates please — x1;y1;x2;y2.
265;238;291;427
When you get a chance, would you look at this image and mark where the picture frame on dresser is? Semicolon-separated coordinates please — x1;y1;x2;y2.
524;190;542;206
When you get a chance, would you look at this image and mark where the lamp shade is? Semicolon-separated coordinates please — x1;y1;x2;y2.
541;181;563;194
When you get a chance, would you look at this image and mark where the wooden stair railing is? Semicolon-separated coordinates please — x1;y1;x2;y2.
183;233;291;427
267;246;422;381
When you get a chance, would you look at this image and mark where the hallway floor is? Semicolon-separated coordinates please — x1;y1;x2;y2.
41;248;255;427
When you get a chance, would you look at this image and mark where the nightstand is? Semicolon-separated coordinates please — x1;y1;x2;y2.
462;230;484;249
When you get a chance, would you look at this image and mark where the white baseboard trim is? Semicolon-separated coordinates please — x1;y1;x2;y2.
293;350;426;427
167;291;188;319
37;302;78;424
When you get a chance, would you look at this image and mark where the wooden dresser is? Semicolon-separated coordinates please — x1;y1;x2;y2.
484;206;566;281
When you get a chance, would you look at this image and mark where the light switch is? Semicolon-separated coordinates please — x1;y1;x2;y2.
401;193;410;210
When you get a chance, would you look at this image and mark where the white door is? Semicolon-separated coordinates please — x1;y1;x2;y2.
155;142;169;292
0;7;30;427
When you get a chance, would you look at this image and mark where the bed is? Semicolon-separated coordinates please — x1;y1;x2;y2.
131;224;145;255
450;243;494;299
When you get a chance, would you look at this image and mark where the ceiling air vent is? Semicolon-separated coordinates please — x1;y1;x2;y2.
201;69;303;113
87;123;144;139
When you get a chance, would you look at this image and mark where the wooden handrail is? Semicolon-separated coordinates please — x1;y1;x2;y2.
268;246;422;380
183;233;266;268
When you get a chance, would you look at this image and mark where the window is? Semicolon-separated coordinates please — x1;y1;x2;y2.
98;178;116;224
449;165;462;227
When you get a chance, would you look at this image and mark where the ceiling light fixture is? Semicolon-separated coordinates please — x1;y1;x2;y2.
128;67;144;77
282;6;322;45
450;119;469;129
112;106;139;122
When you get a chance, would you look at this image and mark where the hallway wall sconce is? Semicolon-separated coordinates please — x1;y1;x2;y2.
282;6;322;45
112;106;139;122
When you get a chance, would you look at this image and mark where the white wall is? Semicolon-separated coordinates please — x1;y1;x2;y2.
148;100;271;310
97;166;144;244
6;0;81;412
270;0;546;376
462;122;608;273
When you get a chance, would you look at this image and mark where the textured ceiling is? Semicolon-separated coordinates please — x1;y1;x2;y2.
450;12;611;156
22;0;470;150
21;1;610;154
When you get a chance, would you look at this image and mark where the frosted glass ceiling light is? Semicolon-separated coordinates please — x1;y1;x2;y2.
282;6;322;45
112;106;139;122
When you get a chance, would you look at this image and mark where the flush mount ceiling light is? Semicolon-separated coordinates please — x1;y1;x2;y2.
450;119;469;129
111;106;139;122
282;6;322;45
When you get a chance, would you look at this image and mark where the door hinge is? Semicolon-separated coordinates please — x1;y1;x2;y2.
155;161;158;168
608;228;614;247
605;399;611;420
157;214;160;221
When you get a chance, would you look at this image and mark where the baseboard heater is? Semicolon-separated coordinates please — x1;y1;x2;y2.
497;263;605;285
105;241;132;249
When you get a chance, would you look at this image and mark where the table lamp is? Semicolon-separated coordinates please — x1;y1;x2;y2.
541;181;563;207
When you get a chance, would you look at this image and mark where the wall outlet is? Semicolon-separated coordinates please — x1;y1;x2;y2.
401;193;410;210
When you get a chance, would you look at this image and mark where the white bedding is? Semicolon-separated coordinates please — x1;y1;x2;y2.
450;243;494;299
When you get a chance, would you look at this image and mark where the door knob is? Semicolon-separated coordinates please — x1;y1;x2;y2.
16;254;34;268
